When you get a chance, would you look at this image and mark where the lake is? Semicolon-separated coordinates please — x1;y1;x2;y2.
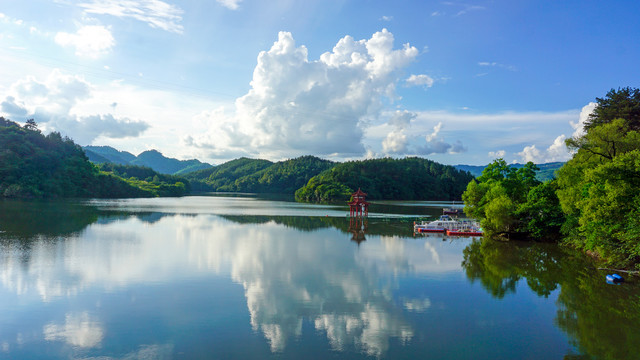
0;195;638;359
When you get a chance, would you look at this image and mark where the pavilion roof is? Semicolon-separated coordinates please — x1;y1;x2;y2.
351;188;367;197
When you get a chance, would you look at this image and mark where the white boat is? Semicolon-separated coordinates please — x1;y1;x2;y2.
414;215;460;233
445;219;483;236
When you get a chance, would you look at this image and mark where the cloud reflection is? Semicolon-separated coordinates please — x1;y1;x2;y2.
1;214;467;356
43;312;104;348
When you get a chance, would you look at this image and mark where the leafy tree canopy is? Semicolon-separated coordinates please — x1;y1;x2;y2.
463;159;564;239
296;157;475;203
0;117;186;199
584;87;640;131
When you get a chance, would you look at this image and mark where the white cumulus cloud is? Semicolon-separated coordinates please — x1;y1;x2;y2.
405;74;434;88
570;102;597;138
55;25;115;58
0;70;148;144
517;144;542;163
382;110;415;154
488;150;506;159
517;135;569;163
415;122;466;155
517;102;599;164
189;29;419;160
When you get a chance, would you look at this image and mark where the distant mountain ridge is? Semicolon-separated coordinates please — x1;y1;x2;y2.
84;146;213;175
453;162;565;181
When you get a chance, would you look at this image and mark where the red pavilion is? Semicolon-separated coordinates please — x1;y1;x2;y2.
348;188;369;218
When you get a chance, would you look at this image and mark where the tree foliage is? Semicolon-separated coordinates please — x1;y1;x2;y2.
462;159;564;239
295;157;474;202
183;156;335;194
232;155;335;193
183;157;273;191
0;117;185;199
555;86;640;268
97;163;190;197
465;87;640;267
557;126;640;267
584;87;640;131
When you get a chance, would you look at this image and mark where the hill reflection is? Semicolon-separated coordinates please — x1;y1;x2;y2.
0;208;465;357
462;238;640;359
1;198;634;358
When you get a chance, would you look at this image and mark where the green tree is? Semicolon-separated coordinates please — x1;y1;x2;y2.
517;180;564;239
0;117;171;199
296;157;474;203
462;159;557;239
556;89;640;268
23;118;40;132
584;87;640;131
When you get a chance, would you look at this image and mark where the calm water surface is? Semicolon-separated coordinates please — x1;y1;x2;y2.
0;196;638;359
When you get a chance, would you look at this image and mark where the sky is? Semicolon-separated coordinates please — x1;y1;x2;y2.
0;0;639;166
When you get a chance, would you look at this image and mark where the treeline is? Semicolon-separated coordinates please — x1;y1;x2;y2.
464;87;640;269
0;115;475;202
184;156;335;194
184;155;474;203
0;118;188;199
295;157;475;202
97;163;190;197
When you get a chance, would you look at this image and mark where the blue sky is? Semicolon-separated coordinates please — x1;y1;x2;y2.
1;0;639;165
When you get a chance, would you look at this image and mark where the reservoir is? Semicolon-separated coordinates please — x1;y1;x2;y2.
0;196;638;359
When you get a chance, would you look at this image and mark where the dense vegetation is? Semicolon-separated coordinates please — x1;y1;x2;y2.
464;87;640;269
557;119;640;266
295;157;475;202
462;160;564;240
0;118;187;198
97;163;190;197
1;119;474;201
231;156;335;193
183;157;274;191
183;156;335;194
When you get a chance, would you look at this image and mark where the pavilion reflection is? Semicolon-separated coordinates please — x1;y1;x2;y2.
348;216;368;245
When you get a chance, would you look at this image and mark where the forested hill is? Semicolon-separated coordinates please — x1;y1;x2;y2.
84;146;212;175
0;118;189;199
183;156;335;193
295;157;475;202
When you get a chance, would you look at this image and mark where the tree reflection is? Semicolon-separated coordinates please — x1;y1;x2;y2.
462;238;640;359
220;214;415;237
0;200;101;240
0;199;171;243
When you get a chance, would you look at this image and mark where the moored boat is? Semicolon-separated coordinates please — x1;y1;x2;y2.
445;220;483;236
414;215;460;233
414;216;483;236
445;228;483;236
442;208;461;215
